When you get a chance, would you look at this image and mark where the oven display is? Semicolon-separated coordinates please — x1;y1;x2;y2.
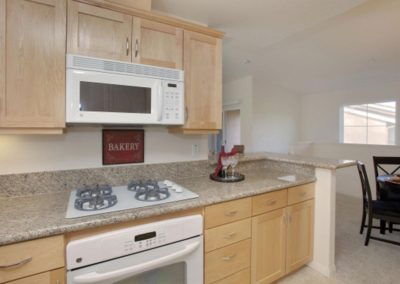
135;232;156;242
167;83;177;88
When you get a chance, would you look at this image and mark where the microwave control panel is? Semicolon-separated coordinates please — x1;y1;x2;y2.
162;81;184;124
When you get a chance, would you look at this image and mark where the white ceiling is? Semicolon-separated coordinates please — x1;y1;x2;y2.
152;0;400;95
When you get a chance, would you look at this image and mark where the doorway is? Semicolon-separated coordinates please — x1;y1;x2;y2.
223;109;241;152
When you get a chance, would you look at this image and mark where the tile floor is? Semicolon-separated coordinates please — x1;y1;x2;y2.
278;194;400;284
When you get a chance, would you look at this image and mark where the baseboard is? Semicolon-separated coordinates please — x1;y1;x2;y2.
307;261;336;277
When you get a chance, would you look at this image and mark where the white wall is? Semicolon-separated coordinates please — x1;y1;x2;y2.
223;76;253;152
252;78;301;153
301;81;400;143
0;127;208;174
300;81;400;197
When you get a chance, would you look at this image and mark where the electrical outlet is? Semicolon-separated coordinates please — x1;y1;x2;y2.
192;144;199;156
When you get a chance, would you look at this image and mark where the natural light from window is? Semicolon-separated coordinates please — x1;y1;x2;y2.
342;101;396;145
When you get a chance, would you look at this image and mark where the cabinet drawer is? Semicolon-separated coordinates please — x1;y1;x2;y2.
252;189;287;215
6;268;65;284
288;183;314;205
0;236;64;283
212;268;250;284
205;218;251;252
205;198;251;229
205;239;251;284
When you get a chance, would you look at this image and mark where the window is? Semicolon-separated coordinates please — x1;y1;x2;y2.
341;101;396;145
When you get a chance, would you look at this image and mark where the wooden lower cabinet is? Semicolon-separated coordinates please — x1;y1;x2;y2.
251;208;287;284
205;184;315;284
6;268;65;284
213;268;251;284
286;199;314;274
0;236;65;283
205;239;251;284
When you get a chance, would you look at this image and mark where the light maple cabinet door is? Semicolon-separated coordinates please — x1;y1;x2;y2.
251;208;286;284
0;0;66;132
6;268;65;284
132;18;183;69
286;199;314;274
67;0;132;61
171;30;222;134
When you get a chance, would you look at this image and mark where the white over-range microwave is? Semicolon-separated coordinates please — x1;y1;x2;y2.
66;54;184;125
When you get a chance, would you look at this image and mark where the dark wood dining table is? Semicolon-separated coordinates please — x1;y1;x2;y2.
376;175;400;234
377;175;400;201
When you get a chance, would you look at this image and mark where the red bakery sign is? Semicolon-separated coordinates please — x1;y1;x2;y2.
103;129;144;165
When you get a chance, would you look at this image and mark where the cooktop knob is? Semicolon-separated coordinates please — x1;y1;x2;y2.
174;186;183;193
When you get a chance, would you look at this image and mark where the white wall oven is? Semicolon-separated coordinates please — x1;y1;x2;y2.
66;54;184;125
66;215;203;284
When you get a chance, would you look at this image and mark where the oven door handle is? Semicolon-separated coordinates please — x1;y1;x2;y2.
72;240;201;284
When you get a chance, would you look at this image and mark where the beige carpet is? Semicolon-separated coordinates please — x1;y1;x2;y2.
278;194;400;284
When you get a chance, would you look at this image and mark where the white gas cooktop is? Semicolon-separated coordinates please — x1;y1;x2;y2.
65;180;198;219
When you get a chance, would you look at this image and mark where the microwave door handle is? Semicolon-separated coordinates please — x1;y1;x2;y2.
157;84;163;121
72;241;200;284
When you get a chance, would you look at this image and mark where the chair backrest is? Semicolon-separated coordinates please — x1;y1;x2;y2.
373;156;400;197
357;161;373;209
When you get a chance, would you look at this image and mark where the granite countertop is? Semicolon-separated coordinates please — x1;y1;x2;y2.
0;169;315;246
210;152;356;170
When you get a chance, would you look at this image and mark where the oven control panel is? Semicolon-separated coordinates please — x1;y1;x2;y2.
66;215;203;270
123;231;167;254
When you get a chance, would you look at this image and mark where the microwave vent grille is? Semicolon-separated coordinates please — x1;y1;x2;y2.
71;55;182;81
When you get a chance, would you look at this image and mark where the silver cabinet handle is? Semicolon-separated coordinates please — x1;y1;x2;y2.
265;199;277;206
184;106;188;123
225;210;238;217
135;39;139;58
222;254;236;261
0;257;32;269
126;38;129;56
224;232;237;239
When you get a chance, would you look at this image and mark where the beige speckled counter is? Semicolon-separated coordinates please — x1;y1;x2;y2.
0;169;314;246
210;152;356;170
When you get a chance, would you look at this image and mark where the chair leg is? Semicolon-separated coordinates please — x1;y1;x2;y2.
389;222;393;233
360;208;366;234
365;215;373;246
380;220;386;235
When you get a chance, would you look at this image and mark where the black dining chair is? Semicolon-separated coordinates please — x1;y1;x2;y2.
357;161;400;246
373;156;400;198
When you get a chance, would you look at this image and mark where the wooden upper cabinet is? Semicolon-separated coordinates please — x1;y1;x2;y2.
171;30;222;134
0;0;66;132
100;0;151;11
133;19;183;69
67;0;133;61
